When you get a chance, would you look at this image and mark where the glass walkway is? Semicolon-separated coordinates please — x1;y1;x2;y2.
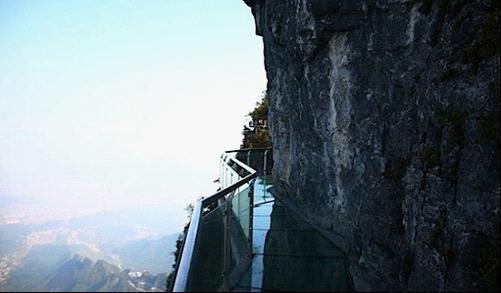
171;150;351;292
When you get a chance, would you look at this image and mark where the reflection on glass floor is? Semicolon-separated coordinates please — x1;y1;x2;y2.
233;177;351;292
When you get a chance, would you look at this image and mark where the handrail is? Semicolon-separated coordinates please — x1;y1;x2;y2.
225;147;271;153
202;172;257;207
225;154;256;176
172;200;202;292
172;153;258;292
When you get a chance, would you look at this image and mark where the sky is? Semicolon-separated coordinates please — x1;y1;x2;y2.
0;0;266;227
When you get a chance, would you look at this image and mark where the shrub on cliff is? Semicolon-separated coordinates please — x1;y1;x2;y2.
241;92;271;149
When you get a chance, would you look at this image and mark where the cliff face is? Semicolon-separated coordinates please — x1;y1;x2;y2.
244;0;500;291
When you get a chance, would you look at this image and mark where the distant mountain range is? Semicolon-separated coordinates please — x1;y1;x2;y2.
0;205;184;292
1;245;167;292
47;255;167;292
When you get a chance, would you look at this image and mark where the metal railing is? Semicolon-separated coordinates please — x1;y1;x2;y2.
172;148;272;292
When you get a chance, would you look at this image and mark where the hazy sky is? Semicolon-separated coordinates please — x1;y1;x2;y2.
0;0;265;222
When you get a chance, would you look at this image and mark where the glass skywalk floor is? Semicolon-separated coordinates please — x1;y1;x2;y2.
233;177;351;292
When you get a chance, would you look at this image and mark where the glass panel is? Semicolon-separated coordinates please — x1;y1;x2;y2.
234;151;273;175
231;185;251;240
221;160;242;189
184;183;254;292
228;186;252;290
233;174;351;292
186;204;225;291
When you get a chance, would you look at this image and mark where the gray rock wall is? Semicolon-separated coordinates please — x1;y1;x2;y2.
244;0;500;291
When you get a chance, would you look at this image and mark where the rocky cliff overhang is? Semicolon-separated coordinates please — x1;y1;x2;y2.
243;0;500;291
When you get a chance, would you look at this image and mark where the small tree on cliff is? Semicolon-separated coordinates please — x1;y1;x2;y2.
241;92;271;149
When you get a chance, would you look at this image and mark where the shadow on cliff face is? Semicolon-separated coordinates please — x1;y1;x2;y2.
261;202;351;291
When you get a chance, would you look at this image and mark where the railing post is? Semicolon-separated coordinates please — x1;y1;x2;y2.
247;150;251;166
226;167;229;188
249;180;254;255
220;159;224;187
222;192;232;292
263;150;268;176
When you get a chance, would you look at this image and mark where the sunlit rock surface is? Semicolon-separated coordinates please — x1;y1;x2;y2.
244;0;500;290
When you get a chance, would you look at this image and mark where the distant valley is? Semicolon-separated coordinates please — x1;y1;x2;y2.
0;203;183;292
